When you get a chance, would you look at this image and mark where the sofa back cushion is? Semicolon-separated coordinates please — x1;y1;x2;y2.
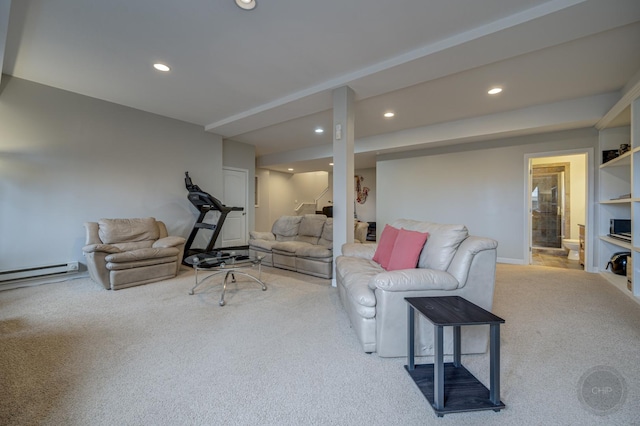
272;216;303;241
318;218;333;248
391;219;468;271
98;218;159;244
296;214;327;245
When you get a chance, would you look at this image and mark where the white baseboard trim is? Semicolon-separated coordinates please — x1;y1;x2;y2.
0;271;89;292
497;257;526;265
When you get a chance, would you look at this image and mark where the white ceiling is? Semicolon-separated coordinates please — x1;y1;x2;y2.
3;0;640;173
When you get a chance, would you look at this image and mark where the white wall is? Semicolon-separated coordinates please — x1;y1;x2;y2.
377;128;598;263
264;171;297;224
291;171;329;210
254;168;377;230
0;76;225;271
254;169;329;230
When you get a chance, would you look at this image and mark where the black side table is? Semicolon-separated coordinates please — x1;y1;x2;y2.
405;296;505;417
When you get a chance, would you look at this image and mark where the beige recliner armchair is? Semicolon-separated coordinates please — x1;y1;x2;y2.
83;217;186;290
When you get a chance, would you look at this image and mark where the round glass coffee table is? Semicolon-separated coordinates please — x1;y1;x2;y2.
184;249;266;306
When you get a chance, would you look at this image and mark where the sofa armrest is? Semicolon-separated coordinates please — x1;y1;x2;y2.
250;231;275;241
369;268;459;292
447;236;498;287
153;236;186;248
341;242;377;259
82;244;121;254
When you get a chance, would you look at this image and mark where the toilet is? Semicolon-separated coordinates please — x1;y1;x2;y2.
562;239;580;260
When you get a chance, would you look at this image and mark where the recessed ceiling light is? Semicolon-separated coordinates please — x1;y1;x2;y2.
383;111;395;118
235;0;257;10
488;87;503;95
315;128;324;134
329;163;334;166
153;63;170;72
287;168;294;171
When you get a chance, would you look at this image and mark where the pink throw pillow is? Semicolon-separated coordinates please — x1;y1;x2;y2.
387;228;429;271
372;225;400;269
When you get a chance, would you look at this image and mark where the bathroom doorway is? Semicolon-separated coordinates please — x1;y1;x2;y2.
527;152;588;269
531;165;567;249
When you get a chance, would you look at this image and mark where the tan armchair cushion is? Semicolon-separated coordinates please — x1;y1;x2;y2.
153;236;187;248
112;241;154;252
98;217;159;244
105;247;180;263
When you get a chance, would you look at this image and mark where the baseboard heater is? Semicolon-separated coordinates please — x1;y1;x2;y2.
0;262;79;283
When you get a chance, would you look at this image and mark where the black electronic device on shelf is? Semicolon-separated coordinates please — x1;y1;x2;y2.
182;172;246;265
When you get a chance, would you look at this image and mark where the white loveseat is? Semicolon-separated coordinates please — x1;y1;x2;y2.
335;219;498;357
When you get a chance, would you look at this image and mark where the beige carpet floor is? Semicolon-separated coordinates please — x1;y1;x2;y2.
0;264;639;425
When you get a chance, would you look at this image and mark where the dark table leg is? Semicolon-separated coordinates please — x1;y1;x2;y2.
489;323;500;405
453;325;461;367
434;325;444;411
407;305;415;370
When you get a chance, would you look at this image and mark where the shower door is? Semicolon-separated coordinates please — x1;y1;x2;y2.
531;171;565;248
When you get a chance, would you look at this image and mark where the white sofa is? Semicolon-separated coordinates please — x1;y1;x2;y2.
335;219;498;357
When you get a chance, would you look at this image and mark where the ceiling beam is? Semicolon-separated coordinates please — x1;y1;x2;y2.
256;92;619;169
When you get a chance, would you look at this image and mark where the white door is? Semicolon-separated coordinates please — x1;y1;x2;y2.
222;168;248;247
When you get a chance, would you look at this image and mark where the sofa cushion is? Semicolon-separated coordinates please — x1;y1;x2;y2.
387;229;429;271
250;239;279;252
249;231;275;241
272;241;313;254
272;216;303;241
369;268;459;291
391;219;468;271
372;225;399;269
98;218;159;244
296;214;326;245
318;218;333;247
296;244;332;259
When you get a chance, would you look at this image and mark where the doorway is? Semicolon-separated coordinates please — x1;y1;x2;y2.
531;165;567;249
222;167;249;247
527;152;588;269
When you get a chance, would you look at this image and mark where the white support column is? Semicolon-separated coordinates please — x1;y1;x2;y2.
332;86;355;287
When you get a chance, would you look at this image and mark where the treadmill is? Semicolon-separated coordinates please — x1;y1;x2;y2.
182;172;246;264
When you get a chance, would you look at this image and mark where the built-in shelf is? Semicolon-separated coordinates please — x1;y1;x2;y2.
600;198;636;204
597;89;639;304
599;235;632;250
600;150;632;168
599;272;640;306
